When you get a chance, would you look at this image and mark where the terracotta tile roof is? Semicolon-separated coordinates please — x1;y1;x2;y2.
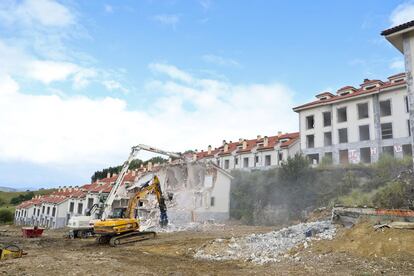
381;20;414;36
293;74;406;112
279;132;300;148
197;132;299;159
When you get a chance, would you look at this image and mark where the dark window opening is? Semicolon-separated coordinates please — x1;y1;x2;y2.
307;154;319;164
243;157;249;168
359;125;370;141
306;115;315;129
360;147;371;163
210;197;215;207
358;102;369;119
380;100;392;117
306;135;314;148
338;128;348;144
403;144;412;158
405;96;409;113
324;132;332;146
324;152;333;164
337;107;347;123
77;203;83;215
381;123;393;139
69;202;74;212
265;155;271;166
224;159;230;169
323;112;331;127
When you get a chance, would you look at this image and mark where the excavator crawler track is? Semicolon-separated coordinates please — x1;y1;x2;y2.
108;231;156;247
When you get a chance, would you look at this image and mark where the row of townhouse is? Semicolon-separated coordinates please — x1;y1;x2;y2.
195;132;300;170
15;171;137;229
293;73;412;165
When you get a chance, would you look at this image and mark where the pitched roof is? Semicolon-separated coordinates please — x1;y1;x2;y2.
293;74;406;112
381;20;414;36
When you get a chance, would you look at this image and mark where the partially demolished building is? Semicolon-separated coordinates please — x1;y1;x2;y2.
14;160;232;229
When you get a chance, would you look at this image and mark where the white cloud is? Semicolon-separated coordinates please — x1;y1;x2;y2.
27;60;79;84
104;4;113;14
0;0;74;27
153;14;180;28
102;80;129;93
202;54;240;67
0;64;297;167
390;2;414;27
390;59;405;70
199;0;212;10
149;63;193;83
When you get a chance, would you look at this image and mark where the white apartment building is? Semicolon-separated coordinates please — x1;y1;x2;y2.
196;132;300;170
15;172;137;229
293;73;412;164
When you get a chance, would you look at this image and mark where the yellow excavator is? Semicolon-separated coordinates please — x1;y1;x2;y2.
93;175;169;246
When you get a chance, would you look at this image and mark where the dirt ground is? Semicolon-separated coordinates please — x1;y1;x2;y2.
1;222;414;276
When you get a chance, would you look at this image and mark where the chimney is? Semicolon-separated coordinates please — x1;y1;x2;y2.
242;139;247;150
277;131;282;136
264;136;269;147
257;135;261;140
222;140;226;146
239;138;243;143
193;153;197;161
113;173;117;177
364;78;370;83
208;145;212;155
106;172;111;178
147;162;153;171
224;142;229;153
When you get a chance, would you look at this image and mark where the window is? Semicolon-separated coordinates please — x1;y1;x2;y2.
235;158;238;165
69;202;74;212
337;107;347;122
338;128;348;144
265;155;271;166
87;198;94;210
42;206;45;214
324;132;332;146
306;115;315;129
210;197;215;207
339;149;349;164
307;154;319;164
278;152;283;164
360;147;371;163
77;203;83;215
306;135;314;148
405;96;409;113
217;159;220;167
52;207;56;217
37;209;40;216
323;112;331;127
357;103;369;119
408;120;411;137
243;157;249;168
381;123;393;139
224;159;230;169
403;144;412;158
382;146;394;157
47;207;50;215
379;100;392;116
359;125;370;141
255;156;259;163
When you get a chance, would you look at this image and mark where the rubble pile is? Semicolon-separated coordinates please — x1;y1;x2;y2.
194;220;336;264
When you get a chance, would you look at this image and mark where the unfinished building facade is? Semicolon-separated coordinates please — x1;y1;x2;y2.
293;74;412;165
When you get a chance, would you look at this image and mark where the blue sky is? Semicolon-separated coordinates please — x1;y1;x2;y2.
0;0;412;189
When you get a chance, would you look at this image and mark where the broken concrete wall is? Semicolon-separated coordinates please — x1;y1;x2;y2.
332;206;414;227
125;161;232;228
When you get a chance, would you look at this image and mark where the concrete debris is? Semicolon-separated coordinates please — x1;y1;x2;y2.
128;161;231;231
143;221;225;233
374;221;414;230
194;220;335;264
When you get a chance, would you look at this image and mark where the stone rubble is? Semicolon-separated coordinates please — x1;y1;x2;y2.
194;220;336;264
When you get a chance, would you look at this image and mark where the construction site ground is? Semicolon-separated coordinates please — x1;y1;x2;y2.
1;222;414;276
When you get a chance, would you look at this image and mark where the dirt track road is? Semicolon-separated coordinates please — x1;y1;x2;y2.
1;224;413;275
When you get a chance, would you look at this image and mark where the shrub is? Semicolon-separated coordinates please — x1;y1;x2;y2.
372;181;407;209
0;209;14;223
